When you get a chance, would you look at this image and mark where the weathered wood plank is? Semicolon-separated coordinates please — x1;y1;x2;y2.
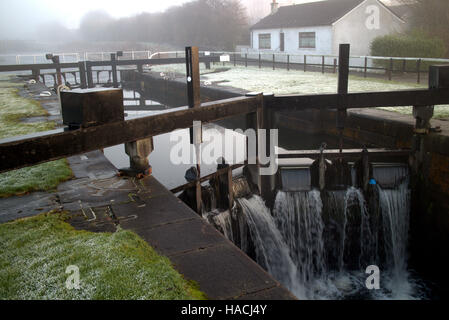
270;89;449;111
277;148;411;160
0;96;261;173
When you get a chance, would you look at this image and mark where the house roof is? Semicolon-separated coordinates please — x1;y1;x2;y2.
387;4;413;19
251;0;378;30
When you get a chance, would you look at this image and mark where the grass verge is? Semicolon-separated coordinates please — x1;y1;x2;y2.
0;211;206;300
0;78;72;197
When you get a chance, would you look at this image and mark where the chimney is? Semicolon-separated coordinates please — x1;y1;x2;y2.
271;0;279;15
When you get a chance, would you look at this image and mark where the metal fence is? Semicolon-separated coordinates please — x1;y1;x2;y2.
2;49;449;84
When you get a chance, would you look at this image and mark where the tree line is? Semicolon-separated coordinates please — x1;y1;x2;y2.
78;0;249;51
398;0;449;56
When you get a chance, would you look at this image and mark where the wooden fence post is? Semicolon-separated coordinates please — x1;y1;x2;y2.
86;61;94;88
337;44;350;152
364;57;368;78
287;55;290;71
111;53;118;88
259;53;261;69
322;55;325;74
388;58;393;81
304;55;307;72
417;59;422;84
186;46;202;214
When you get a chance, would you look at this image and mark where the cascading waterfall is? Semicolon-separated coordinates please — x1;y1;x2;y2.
376;181;419;299
205;178;428;299
238;196;306;299
273;190;326;284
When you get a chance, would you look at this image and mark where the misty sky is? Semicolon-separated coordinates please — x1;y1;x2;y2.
0;0;394;40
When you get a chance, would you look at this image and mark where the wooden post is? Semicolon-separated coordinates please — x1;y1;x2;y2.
186;47;201;109
31;68;40;82
322;55;325;74
273;54;275;70
111;53;118;88
234;53;236;67
86;61;94;88
287;55;290;71
364;57;368;78
185;46;202;214
137;63;143;73
227;166;234;210
304;55;307;72
259;53;261;69
388;58;393;81
245;53;248;67
411;65;448;173
53;56;62;87
337;44;350;152
417;59;422;84
79;61;87;89
333;58;337;74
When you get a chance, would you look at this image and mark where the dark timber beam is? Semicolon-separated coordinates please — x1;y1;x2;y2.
277;148;411;161
0;96;261;174
269;88;449;111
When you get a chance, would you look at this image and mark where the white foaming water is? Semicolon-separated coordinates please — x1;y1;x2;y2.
273;190;326;284
238;195;306;299
206;181;428;299
376;182;418;300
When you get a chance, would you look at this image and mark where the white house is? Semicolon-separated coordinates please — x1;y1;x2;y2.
249;0;407;57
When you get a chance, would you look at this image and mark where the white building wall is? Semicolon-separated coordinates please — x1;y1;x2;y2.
249;26;333;64
332;0;406;56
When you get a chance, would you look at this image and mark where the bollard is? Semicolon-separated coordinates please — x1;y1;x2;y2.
122;138;154;177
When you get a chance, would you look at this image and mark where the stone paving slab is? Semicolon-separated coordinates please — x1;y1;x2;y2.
114;195;200;231
131;218;228;257
0;192;60;223
236;286;297;300
169;243;287;300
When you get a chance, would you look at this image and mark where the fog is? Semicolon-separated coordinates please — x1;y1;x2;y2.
0;0;323;40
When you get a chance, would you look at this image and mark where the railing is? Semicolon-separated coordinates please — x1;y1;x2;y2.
3;49;448;84
0;55;220;88
0;45;448;211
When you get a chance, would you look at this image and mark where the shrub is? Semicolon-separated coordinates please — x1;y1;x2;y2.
370;32;447;72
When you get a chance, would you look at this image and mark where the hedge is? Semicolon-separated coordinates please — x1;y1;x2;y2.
370;33;447;72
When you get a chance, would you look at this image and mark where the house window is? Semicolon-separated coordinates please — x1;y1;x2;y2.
259;34;271;49
299;32;316;49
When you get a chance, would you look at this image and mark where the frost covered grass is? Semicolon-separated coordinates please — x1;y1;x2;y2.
0;77;72;197
0;212;206;300
202;65;449;119
0;160;73;198
150;62;224;77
